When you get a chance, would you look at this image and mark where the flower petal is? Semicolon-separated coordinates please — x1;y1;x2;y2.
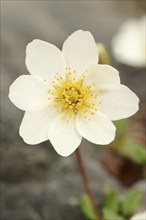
9;75;49;111
62;30;98;77
20;107;57;144
98;85;139;120
26;39;66;81
84;64;120;90
112;17;146;67
48;115;82;156
131;211;146;220
76;111;116;145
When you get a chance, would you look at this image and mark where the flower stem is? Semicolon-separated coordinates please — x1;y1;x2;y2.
75;148;102;220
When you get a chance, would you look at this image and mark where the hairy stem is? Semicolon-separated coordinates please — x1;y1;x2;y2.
75;148;102;220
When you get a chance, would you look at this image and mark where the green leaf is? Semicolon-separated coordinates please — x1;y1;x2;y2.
102;186;119;213
80;194;98;220
122;138;146;164
109;119;128;150
96;43;111;65
103;208;124;220
114;119;128;138
121;188;142;215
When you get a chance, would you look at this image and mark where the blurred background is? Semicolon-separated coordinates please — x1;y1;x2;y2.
1;1;145;220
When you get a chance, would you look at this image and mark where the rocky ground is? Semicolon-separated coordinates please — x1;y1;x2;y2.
1;1;145;220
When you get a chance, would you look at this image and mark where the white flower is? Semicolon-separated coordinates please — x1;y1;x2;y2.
9;30;139;156
112;16;146;67
130;211;146;220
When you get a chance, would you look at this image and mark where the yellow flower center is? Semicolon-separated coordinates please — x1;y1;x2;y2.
47;68;100;119
65;89;79;104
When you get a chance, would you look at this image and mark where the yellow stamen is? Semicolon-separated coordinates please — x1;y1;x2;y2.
48;68;100;119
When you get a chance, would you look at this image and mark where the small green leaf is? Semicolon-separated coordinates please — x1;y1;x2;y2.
103;208;125;220
114;119;128;138
122;138;146;164
121;188;142;215
80;194;98;220
96;43;111;65
109;119;128;150
102;186;119;213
